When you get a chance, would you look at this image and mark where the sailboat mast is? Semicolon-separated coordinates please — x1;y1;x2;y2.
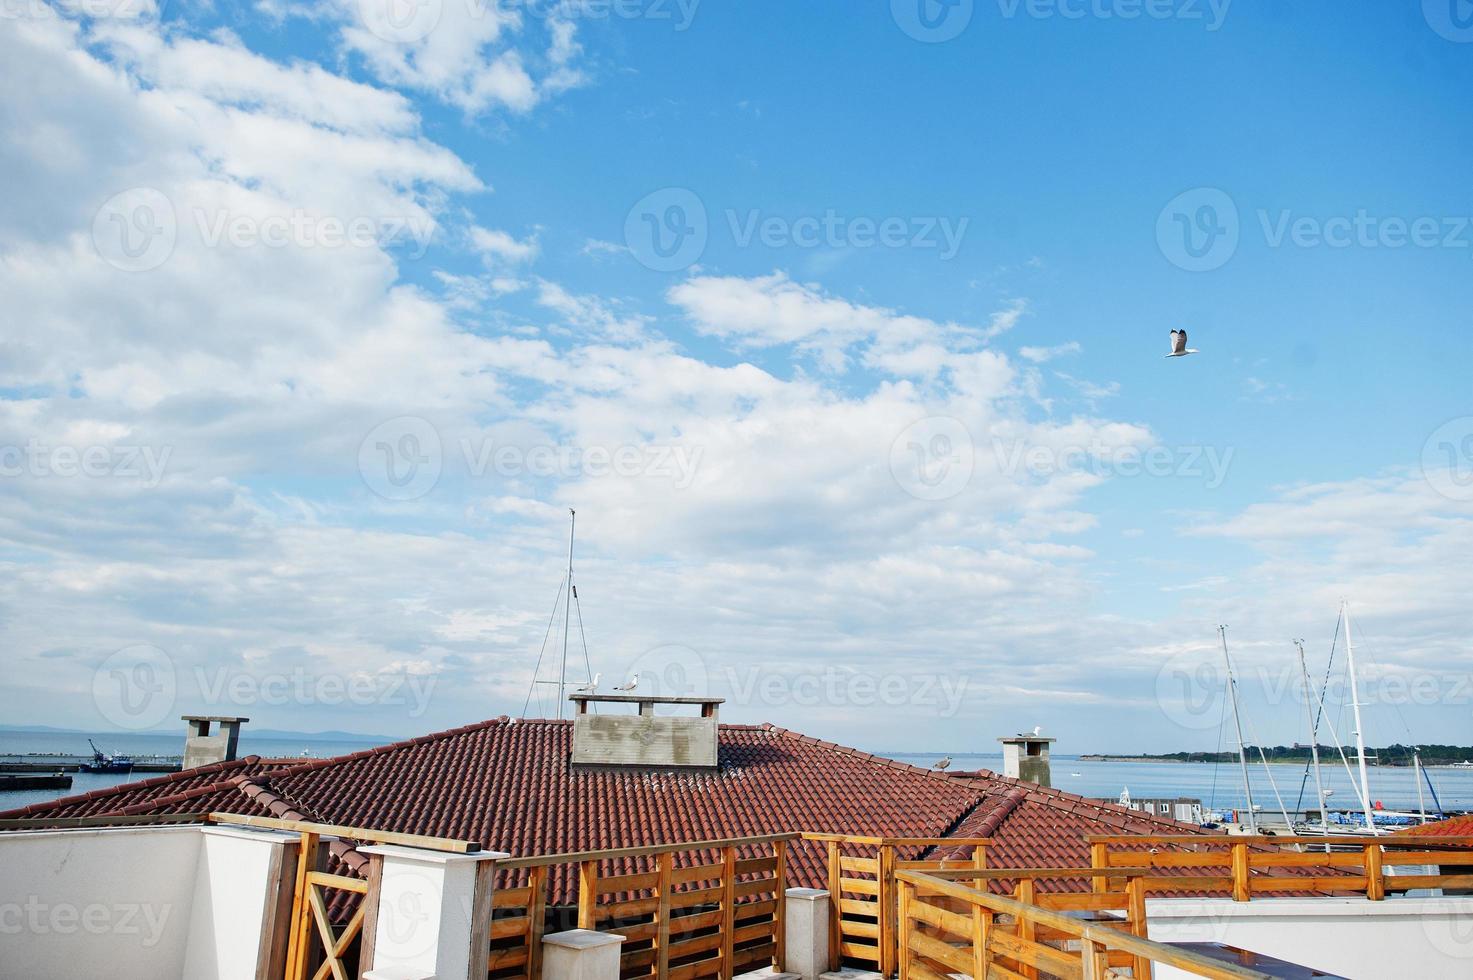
557;509;576;721
1296;640;1329;845
1342;601;1376;830
1414;751;1427;824
1220;626;1258;834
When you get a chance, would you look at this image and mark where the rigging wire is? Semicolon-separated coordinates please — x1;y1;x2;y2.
521;576;567;718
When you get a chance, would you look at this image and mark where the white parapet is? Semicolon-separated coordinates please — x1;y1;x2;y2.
1147;895;1473;980
358;844;508;980
542;928;626;980
784;887;830;980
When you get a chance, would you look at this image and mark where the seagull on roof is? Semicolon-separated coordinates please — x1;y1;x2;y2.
1166;329;1199;358
613;675;639;693
1031;725;1042;736
574;673;601;693
933;756;952;771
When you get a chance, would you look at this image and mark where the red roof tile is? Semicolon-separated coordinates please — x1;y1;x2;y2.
1394;814;1473;837
1;718;1208;902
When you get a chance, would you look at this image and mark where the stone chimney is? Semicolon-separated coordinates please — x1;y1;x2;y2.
182;715;249;769
570;695;721;769
998;732;1055;788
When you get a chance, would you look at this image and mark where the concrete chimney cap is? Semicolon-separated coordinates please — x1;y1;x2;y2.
181;715;251;723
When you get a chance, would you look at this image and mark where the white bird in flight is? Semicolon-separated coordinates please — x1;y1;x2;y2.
613;675;639;693
1166;329;1199;358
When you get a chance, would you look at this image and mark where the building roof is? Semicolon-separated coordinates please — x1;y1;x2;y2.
1394;814;1473;837
0;717;1209;900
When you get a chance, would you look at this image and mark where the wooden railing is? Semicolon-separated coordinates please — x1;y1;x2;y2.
801;833;992;977
897;869;1278;980
209;812;481;980
1088;834;1473;903
489;833;797;980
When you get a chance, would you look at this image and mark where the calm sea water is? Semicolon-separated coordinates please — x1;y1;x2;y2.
4;732;1470;817
0;730;384;811
888;753;1473;816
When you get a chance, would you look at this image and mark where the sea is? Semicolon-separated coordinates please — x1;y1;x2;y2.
4;730;1471;817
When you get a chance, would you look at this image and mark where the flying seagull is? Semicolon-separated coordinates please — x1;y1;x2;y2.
933;756;952;771
1166;329;1199;358
613;675;639;693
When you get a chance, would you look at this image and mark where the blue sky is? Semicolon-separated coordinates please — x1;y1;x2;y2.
1;0;1470;755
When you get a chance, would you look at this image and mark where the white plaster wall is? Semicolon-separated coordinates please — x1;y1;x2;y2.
181;827;295;980
0;827;202;980
1147;896;1473;980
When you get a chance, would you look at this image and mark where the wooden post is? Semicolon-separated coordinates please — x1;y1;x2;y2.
356;852;384;980
528;866;549;980
897;879;912;980
721;846;737;980
1230;842;1250;903
577;860;599;930
1127;876;1152;980
1364;844;1385;901
773;840;787;971
827;841;841;972
879;844;895;978
655;850;674;980
971;902;992;980
1080;939;1108;980
286;831;320;980
468;855;498;980
1014;878;1038;980
1090;841;1109;894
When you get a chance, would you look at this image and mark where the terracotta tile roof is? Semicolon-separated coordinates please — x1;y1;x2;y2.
1394;814;1473;837
0;756;294;820
0;718;1209;902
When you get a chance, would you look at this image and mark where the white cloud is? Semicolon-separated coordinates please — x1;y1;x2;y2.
1020;341;1081;363
471;226;539;265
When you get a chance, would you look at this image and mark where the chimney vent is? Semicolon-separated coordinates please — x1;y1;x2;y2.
570;695;721;769
997;732;1055;787
182;715;249;769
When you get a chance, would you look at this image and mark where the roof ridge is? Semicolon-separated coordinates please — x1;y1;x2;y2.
0;755;268;819
764;725;995;794
237;716;522;783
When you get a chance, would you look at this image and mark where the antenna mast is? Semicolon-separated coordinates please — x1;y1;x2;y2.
557;509;576;720
1220;626;1258;833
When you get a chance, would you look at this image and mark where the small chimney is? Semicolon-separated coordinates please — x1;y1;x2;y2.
182;715;249;769
998;732;1055;788
570;695;721;769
